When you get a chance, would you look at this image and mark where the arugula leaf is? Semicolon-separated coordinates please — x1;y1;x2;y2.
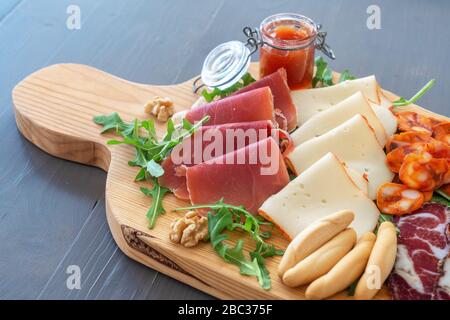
176;200;283;290
436;189;450;201
140;180;170;228
393;79;436;107
94;112;209;228
346;277;360;296
134;167;147;182
339;69;356;82
93;112;132;133
312;56;334;88
431;190;450;206
201;72;256;102
378;213;393;224
375;213;399;235
313;56;356;88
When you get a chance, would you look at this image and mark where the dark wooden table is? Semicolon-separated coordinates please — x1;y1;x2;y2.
0;0;449;299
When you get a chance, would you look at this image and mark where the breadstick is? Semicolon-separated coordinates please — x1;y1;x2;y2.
282;228;356;287
278;210;354;277
354;222;397;300
305;232;376;299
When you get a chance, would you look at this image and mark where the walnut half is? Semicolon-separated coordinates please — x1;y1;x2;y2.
169;211;208;248
144;96;175;122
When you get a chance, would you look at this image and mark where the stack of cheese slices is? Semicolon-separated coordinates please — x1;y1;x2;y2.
259;75;397;240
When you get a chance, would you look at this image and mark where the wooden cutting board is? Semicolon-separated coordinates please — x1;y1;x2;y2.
12;63;448;300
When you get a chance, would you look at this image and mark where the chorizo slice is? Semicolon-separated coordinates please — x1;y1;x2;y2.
443;161;450;185
433;122;450;146
385;143;426;173
399;152;448;191
423;191;433;202
376;182;424;215
424;139;450;159
386;131;432;153
396;111;442;133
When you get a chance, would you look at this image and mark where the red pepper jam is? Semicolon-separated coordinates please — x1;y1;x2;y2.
259;15;317;90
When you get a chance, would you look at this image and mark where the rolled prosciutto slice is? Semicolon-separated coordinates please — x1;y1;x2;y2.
185;137;290;214
233;68;298;132
185;87;275;126
158;121;293;200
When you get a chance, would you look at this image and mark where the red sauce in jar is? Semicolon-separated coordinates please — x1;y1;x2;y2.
259;15;317;90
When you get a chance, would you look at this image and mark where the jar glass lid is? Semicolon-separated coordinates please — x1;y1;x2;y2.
201;41;251;90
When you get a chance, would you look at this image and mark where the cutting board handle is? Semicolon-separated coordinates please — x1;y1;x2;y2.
12;63;196;171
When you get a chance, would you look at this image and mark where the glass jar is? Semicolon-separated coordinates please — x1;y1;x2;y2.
194;13;334;93
259;13;318;90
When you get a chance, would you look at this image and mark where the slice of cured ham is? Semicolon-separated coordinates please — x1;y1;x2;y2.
233;68;298;132
158;121;292;200
388;203;450;300
185;137;290;214
185;87;275;126
434;256;450;300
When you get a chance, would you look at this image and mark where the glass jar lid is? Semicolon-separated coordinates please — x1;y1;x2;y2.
201;41;251;90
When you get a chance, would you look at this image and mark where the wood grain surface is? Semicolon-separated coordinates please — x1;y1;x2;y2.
1;0;450;299
12;62;448;299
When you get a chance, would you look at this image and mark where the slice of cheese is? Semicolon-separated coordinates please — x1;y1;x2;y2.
287;114;394;199
291;91;388;146
292;75;380;125
346;167;369;196
370;102;398;137
259;152;380;239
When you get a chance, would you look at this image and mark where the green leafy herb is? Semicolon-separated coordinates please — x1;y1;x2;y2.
312;56;333;88
339;69;356;82
378;213;394;224
93;112;133;133
375;213;399;235
392;79;436;107
95;112;209;176
436;189;450;201
94;112;209;227
346;276;362;296
312;56;356;88
140;180;170;228
201;72;256;103
175;199;283;290
431;190;450;206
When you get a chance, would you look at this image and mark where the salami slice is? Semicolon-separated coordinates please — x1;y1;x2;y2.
386;131;432;153
424;139;450;159
386;143;426;173
376;182;424;215
396;111;443;133
433;122;450;146
399;152;448;191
